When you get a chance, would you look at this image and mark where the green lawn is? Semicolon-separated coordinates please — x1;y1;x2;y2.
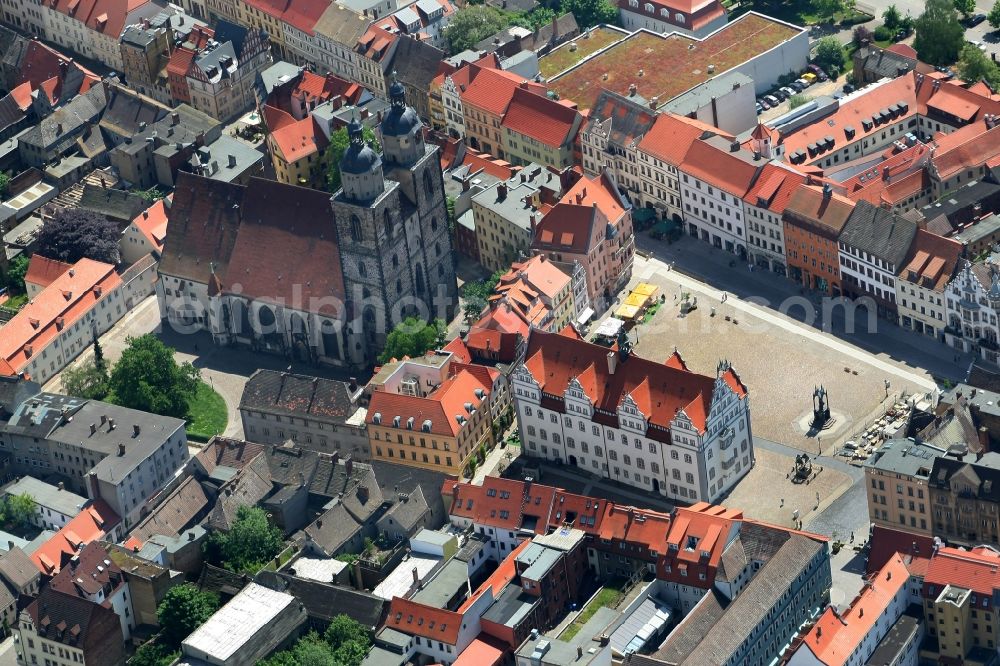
186;381;227;442
561;583;624;640
3;293;28;311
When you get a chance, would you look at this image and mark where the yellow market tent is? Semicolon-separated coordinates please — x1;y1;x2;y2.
615;304;640;320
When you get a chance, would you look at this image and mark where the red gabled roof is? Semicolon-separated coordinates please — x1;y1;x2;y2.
743;162;806;214
44;0;147;39
924;546;1000;601
638;112;728;165
899;228;962;293
24;256;72;290
865;524;935;577
387;598;462;644
461;68;528;116
367;368;491;437
459;540;530;612
131;199;168;253
31;500;120;575
931;119;1000;180
502;87;580;149
521;328;730;433
681;138;761;196
15;40;100;99
270;114;329;164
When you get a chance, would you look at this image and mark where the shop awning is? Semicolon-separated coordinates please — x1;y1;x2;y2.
576;307;595;325
615;304;640;320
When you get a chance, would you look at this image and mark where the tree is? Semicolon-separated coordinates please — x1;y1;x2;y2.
157;584;219;648
34;209;119;265
462;269;504;324
813;37;846;75
812;0;843;20
2;254;28;293
959;43;1000;86
325;125;380;193
3;494;34;528
107;335;199;419
0;172;9;197
510;6;556;29
206;506;283;573
914;0;965;65
130;642;180;666
325;615;371;649
378;317;446;363
954;0;976;16
560;0;617;28
92;333;105;371
853;24;873;46
332;640;369;666
132;187;164;204
61;359;109;400
444;6;508;55
882;4;902;29
990;0;1000;27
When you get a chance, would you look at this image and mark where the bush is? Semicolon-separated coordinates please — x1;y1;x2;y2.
788;94;811;109
874;25;894;40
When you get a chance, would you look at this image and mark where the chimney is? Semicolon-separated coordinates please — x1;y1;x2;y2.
353;559;364;591
730;140;740;152
228;154;237;168
346;457;353;476
188;531;195;541
530;212;537;235
980;426;991;454
100;415;107;425
606;350;618;375
316;519;323;528
412;566;419;585
823;183;832;199
108;418;116;430
89;423;96;436
497;183;508;200
117;443;125;456
6;541;12;551
133;424;140;437
171;111;179;126
628;83;637;96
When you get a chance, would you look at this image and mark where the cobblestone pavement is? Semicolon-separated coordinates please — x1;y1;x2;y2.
622;252;936;454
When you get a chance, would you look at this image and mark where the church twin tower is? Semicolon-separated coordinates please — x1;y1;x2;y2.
332;81;458;366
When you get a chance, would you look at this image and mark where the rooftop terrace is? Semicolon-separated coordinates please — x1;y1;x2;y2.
548;13;803;110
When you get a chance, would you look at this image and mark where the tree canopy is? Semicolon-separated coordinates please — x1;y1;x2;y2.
130;642;179;666
205;506;283;573
157;584;219;648
35;209;119;265
260;616;372;666
990;0;1000;27
954;0;976;15
915;0;965;65
325;125;380;192
882;4;902;29
0;493;35;529
561;0;618;28
462;269;504;324
959;43;1000;87
2;254;28;293
107;335;199;419
812;37;846;76
378;317;446;363
61;359;109;400
444;6;508;55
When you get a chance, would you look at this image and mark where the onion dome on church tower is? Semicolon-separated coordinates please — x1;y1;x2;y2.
380;73;424;166
340;114;384;202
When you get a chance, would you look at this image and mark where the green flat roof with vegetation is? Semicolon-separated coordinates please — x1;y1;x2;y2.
539;27;629;79
549;13;804;110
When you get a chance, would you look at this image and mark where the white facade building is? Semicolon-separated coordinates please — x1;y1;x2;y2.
511;329;752;504
944;260;1000;364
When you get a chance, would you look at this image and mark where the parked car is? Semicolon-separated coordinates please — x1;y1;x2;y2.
795;77;812;88
807;64;829;81
843;82;855;94
780;86;796;98
756;102;763;114
764;94;780;106
970;12;987;25
789;80;806;92
801;72;817;84
758;97;771;109
772;89;788;101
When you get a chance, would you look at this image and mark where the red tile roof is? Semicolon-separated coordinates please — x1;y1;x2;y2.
131;199;168;254
682;138;762;196
865;524;934;577
387;597;462;644
924;545;1000;603
367;368;492;437
502;87;580;149
521;328;743;433
743;162;806;214
0;259;121;376
453;637;505;666
800;554;910;665
459;540;531;613
930;119;1000;180
466;306;528;362
24;256;72;291
638;113;726;166
43;0;149;39
886;43;917;59
31;500;120;575
781;74;918;163
16;40;100;94
268;110;329;164
460;68;529;117
783;184;856;235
